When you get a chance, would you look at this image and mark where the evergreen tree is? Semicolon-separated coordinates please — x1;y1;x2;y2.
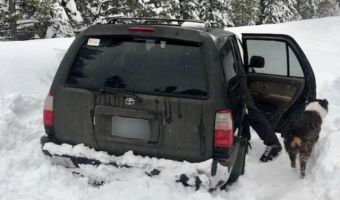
230;0;259;26
0;0;10;39
1;0;340;40
0;0;56;40
153;0;182;19
315;0;340;17
178;0;199;20
198;0;233;25
0;0;18;40
257;0;268;24
74;0;125;25
62;0;83;29
295;0;316;19
18;0;55;38
295;0;340;19
45;0;75;38
263;0;301;24
126;0;158;18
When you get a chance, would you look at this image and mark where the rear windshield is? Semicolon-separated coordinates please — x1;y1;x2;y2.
67;37;208;98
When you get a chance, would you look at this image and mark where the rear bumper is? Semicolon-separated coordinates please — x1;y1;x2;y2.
41;136;239;189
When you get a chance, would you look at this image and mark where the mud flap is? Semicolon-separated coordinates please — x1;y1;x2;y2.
210;160;231;188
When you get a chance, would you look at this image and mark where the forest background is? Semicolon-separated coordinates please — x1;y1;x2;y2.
0;0;339;40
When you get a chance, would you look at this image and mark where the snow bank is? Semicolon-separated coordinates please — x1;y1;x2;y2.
0;38;73;97
1;17;340;200
44;142;213;189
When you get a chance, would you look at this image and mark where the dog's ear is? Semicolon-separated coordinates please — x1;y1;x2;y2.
319;99;329;110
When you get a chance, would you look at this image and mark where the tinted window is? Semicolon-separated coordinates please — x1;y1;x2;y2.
221;42;236;83
67;37;207;97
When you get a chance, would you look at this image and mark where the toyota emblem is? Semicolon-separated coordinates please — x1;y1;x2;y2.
125;97;135;105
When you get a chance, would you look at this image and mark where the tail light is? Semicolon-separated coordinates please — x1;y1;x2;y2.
214;109;233;149
43;92;54;129
128;27;155;33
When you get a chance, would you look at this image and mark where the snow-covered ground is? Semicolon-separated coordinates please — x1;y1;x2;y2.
1;17;340;200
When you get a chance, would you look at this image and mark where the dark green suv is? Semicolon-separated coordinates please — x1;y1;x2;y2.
41;18;316;189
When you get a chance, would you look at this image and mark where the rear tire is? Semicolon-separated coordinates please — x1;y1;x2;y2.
226;138;247;184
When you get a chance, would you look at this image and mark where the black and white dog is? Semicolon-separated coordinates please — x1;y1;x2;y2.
283;99;328;178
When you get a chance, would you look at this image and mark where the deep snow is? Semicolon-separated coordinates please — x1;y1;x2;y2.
1;17;340;200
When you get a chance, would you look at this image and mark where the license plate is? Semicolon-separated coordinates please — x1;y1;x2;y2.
111;116;151;141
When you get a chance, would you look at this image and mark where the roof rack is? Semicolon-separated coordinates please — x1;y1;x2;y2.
107;17;203;25
106;17;223;29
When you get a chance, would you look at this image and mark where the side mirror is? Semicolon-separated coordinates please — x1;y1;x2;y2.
249;56;265;68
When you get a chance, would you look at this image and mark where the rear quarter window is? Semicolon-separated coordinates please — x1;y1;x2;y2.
67;37;208;98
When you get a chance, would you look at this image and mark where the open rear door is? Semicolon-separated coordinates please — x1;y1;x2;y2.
242;34;316;132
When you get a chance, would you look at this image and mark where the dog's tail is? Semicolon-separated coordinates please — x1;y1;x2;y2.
291;137;302;149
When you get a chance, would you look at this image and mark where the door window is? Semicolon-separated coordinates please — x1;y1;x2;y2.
289;47;304;77
246;40;304;77
236;37;244;64
221;41;237;84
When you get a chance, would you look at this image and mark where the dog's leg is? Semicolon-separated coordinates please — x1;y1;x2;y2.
299;154;308;178
285;137;299;168
288;151;297;168
299;142;313;178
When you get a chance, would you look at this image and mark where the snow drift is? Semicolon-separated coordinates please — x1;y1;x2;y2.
0;17;340;200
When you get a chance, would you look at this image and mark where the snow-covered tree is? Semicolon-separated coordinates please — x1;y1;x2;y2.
315;0;340;17
295;0;316;19
262;0;301;24
295;0;340;19
0;0;10;39
1;0;340;40
198;0;233;25
152;1;182;19
74;0;123;25
63;0;83;28
0;0;56;40
0;0;19;40
177;0;200;20
230;0;259;26
45;1;75;38
18;0;56;38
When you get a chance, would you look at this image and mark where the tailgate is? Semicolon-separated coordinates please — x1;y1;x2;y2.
93;92;212;162
53;87;213;162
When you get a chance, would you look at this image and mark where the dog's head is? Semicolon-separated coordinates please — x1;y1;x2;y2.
317;99;329;111
305;99;329;120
